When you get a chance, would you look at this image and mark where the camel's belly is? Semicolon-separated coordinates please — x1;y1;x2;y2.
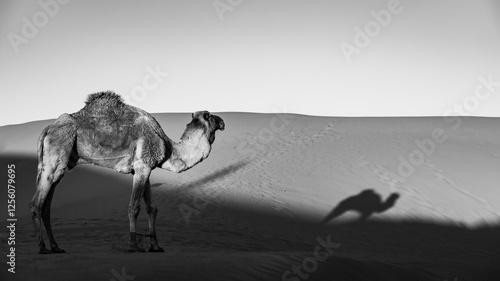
75;122;139;173
76;156;133;174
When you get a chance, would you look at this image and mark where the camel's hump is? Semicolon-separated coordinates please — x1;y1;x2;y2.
85;91;125;108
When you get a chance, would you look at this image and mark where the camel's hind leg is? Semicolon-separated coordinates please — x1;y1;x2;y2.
30;128;74;254
41;181;66;253
30;182;53;254
143;179;164;252
127;164;151;252
30;159;68;254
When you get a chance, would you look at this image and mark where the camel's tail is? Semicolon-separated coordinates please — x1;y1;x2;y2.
35;126;50;186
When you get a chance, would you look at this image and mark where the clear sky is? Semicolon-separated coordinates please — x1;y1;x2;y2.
1;0;500;126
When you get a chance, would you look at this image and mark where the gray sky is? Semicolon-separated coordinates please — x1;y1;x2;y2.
1;0;500;126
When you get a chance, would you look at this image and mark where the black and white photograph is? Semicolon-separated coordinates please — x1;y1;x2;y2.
1;1;500;280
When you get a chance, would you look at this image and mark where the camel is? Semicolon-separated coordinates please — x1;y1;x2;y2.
29;91;225;254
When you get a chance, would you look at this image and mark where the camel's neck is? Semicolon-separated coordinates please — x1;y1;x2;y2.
160;129;212;173
377;196;398;213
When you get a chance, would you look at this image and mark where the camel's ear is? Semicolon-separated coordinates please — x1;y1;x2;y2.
192;111;210;121
203;111;210;121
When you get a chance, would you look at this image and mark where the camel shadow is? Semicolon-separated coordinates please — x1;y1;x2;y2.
321;189;400;224
151;160;249;190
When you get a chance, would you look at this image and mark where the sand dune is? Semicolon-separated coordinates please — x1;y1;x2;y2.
1;113;499;280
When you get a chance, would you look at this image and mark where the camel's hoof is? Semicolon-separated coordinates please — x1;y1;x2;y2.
127;245;146;253
38;248;53;254
51;247;66;254
148;246;164;253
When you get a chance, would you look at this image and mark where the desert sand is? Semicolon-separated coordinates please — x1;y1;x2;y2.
1;113;499;281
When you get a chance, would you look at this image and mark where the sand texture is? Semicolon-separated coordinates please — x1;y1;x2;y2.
1;113;499;280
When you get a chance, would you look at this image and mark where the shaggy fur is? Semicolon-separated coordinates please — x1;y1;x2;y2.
70;91;171;168
29;91;224;254
84;91;125;110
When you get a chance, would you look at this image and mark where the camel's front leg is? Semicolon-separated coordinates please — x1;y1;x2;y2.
127;165;150;252
143;179;164;252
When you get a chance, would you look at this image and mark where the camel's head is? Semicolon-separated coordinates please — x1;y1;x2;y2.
189;110;225;143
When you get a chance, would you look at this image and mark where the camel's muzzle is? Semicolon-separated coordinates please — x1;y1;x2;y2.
210;114;225;131
218;119;225;131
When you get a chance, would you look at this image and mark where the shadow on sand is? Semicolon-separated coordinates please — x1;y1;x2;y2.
3;154;499;281
320;189;400;224
0;153;133;219
150;160;249;191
